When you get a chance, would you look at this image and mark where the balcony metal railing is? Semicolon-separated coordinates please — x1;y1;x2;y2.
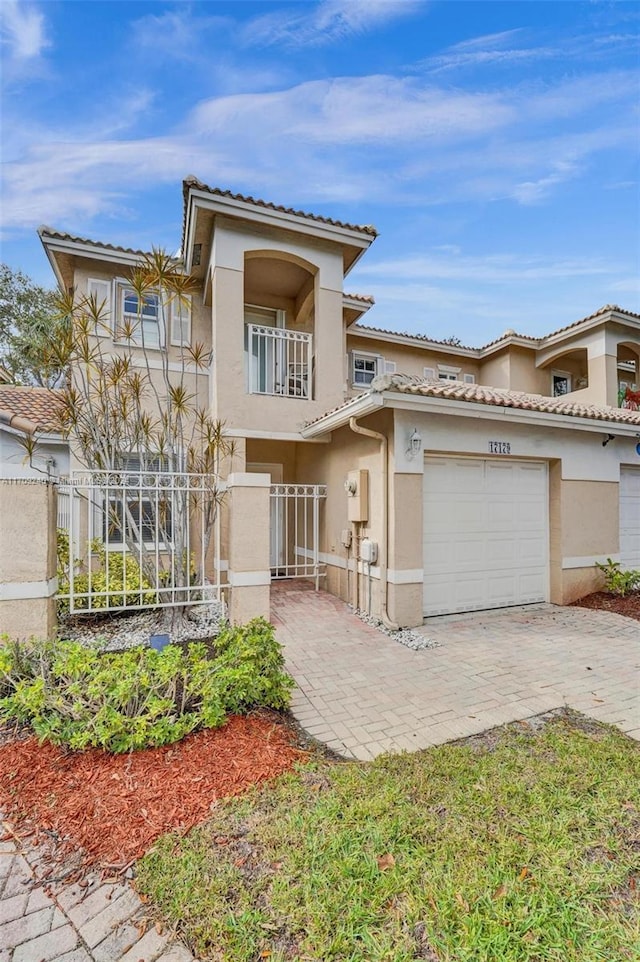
246;324;312;399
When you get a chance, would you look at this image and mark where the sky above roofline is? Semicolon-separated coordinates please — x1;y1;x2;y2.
1;0;639;343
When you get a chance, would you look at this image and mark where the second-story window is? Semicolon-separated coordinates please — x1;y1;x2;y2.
120;288;162;348
352;352;380;387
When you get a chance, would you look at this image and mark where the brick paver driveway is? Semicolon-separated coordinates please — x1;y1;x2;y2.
272;581;639;761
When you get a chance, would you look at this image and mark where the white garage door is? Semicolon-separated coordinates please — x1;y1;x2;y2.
620;466;640;570
423;457;548;617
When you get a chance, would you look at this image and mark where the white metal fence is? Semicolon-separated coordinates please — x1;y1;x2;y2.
270;483;326;588
57;470;224;614
247;324;312;399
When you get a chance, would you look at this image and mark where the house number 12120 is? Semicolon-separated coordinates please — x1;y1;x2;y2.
488;441;511;455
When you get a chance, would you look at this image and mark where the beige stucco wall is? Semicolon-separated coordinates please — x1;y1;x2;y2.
226;473;271;624
210;225;348;434
0;480;57;639
346;334;480;388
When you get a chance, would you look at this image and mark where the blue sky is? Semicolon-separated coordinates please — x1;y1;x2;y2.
1;0;639;343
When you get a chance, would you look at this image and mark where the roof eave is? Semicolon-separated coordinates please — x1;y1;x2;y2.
301;392;384;438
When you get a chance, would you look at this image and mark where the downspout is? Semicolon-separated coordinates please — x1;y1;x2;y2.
348;416;399;631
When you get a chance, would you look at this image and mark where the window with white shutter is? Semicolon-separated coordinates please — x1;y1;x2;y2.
170;295;192;347
463;373;476;384
423;367;436;380
384;359;396;374
87;278;112;337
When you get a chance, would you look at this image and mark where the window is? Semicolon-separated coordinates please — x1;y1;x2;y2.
170;296;192;346
104;454;173;547
438;364;461;382
352;352;380;387
463;373;476;384
384;359;397;374
552;371;572;397
424;367;436;380
119;288;161;347
87;278;112;337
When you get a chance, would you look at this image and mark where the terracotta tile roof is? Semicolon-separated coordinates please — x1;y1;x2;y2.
305;374;640;428
0;386;64;433
183;176;379;238
385;375;640;424
344;293;375;304
349;323;478;351
538;303;640;340
351;304;640;355
38;226;152;259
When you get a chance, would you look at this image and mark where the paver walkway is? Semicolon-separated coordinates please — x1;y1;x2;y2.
0;821;194;962
272;581;639;760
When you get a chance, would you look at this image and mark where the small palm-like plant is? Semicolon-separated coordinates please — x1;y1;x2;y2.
29;249;233;626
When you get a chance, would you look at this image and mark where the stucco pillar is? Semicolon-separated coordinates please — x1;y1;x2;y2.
0;480;58;640
226;472;271;624
387;472;424;627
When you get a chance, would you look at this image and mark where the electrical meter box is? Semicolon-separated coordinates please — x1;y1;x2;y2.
345;469;368;522
360;538;378;564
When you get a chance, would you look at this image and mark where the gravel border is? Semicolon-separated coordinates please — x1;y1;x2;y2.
59;600;227;651
352;608;440;651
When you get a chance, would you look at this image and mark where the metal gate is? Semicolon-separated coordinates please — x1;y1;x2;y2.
57;469;223;614
270;484;326;588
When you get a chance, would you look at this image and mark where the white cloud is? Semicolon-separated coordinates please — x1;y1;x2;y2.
1;62;637;231
242;0;424;48
355;251;619;284
0;0;48;60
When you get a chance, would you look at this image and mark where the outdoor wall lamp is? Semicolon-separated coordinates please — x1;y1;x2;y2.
602;434;615;447
406;428;423;460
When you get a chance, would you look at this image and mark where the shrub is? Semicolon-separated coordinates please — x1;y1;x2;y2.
57;533;156;613
0;619;294;753
595;558;640;598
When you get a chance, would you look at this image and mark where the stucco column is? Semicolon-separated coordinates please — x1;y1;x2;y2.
0;479;58;640
226;472;271;624
387;471;424;627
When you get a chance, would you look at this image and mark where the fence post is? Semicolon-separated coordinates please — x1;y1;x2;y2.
226;472;271;625
0;480;58;640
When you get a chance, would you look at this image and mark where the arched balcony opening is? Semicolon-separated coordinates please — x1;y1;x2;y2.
617;340;640;409
540;348;589;398
243;252;318;400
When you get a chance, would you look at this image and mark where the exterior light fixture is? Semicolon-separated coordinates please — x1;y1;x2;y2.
602;434;615;447
406;428;423;460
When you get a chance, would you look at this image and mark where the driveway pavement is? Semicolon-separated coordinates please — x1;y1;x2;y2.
0;822;194;962
272;581;640;761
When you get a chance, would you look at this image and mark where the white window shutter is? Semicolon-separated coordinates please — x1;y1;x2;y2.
87;278;112;337
423;366;435;380
171;296;192;346
463;373;476;384
384;359;396;374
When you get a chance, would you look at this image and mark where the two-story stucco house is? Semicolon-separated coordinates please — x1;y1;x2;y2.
39;177;640;627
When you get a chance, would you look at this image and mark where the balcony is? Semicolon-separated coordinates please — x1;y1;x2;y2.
246;324;312;399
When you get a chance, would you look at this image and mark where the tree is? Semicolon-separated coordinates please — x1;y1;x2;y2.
40;249;232;628
0;264;64;386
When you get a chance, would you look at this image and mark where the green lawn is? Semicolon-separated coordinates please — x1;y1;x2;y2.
137;713;640;962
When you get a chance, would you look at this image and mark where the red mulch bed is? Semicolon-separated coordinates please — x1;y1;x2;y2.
0;714;306;872
571;591;640;622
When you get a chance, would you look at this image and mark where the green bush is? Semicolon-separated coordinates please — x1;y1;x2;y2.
0;619;294;753
57;533;156;613
595;558;640;597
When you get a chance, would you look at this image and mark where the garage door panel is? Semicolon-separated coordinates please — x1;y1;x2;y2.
620;466;640;570
423;457;548;616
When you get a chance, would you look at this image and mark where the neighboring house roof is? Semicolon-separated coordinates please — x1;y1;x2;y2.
303;373;640;435
182;177;379;239
0;386;63;435
349;304;640;357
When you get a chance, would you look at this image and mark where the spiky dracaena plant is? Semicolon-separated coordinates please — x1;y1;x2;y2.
38;250;233;626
